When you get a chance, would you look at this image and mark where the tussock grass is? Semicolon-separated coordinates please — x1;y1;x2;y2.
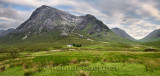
144;60;160;71
79;61;90;67
24;68;42;76
9;61;24;68
78;70;89;76
23;63;30;70
46;61;54;68
127;58;138;63
102;59;107;62
70;58;78;64
0;65;6;72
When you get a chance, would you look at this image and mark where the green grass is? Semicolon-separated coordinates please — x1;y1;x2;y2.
0;34;146;53
0;51;160;76
0;26;140;53
33;63;160;76
0;66;24;76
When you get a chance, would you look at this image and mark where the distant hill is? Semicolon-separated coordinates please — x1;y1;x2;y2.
140;29;160;48
0;30;5;36
111;28;135;40
141;29;160;41
0;28;14;37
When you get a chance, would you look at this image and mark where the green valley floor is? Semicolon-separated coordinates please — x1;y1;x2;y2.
0;51;160;76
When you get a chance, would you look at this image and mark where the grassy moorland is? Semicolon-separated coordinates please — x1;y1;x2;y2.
0;36;160;76
0;50;160;76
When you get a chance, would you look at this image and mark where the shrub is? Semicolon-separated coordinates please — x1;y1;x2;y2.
8;46;20;59
72;44;82;47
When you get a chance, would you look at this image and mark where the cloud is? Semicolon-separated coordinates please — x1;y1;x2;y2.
123;20;160;39
0;4;32;30
0;0;160;39
0;0;79;7
87;0;160;39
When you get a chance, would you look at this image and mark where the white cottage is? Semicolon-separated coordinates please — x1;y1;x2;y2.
67;44;73;47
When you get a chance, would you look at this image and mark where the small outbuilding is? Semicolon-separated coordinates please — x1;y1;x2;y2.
67;44;73;47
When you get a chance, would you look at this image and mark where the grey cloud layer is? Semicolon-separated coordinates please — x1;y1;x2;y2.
89;0;160;39
0;4;32;30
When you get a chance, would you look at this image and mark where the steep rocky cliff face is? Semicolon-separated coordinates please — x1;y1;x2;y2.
13;5;80;34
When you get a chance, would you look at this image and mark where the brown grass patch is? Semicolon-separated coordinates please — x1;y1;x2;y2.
0;65;6;72
144;60;160;71
24;68;42;76
71;58;78;64
79;61;90;67
78;70;89;76
46;61;54;68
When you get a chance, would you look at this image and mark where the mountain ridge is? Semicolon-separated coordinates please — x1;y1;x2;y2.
111;28;135;40
141;29;160;41
9;5;110;39
0;28;14;37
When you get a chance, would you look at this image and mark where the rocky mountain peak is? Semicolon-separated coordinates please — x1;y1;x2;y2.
40;5;51;9
113;28;120;30
9;5;112;40
85;14;95;18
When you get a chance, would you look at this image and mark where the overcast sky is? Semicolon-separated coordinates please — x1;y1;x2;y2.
0;0;160;39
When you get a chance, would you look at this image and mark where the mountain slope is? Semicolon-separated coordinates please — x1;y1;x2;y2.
111;28;135;40
0;30;5;36
0;5;134;45
141;29;160;41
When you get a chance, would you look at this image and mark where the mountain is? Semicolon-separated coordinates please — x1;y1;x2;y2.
12;5;110;37
141;29;160;41
0;28;14;37
0;30;5;36
0;5;132;45
111;28;135;40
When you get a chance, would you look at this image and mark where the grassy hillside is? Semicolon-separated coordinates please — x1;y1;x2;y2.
0;29;140;52
139;37;160;48
141;40;160;48
141;29;160;41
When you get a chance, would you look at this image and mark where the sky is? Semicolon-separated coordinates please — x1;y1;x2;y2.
0;0;160;39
